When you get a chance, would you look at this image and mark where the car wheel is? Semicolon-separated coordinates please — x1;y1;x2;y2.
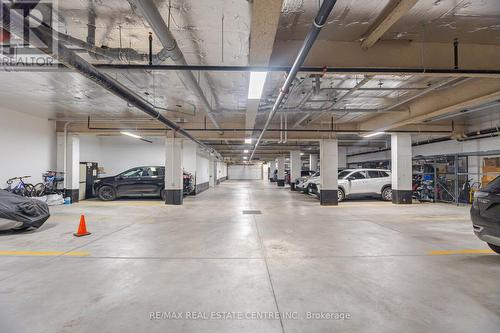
160;189;166;201
381;187;392;201
98;185;117;201
488;243;500;254
338;188;345;202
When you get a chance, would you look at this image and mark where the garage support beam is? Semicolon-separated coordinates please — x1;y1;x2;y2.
339;147;347;169
57;133;80;203
276;157;285;187
269;160;277;182
289;151;301;191
320;139;339;206
309;154;319;172
165;133;184;205
391;133;412;204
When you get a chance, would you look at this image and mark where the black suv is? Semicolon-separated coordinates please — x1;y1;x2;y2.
93;166;194;201
471;176;500;254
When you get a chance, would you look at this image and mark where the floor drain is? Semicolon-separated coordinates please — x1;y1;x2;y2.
242;210;262;215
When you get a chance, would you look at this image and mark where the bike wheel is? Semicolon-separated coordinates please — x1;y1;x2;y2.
24;184;35;197
33;183;46;197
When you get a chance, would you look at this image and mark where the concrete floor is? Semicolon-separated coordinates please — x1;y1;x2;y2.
0;180;499;333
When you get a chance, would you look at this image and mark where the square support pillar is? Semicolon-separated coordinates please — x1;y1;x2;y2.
309;154;318;172
391;133;412;204
290;151;301;191
338;147;347;169
276;157;285;187
320;139;338;206
165;133;183;205
269;160;277;182
57;133;80;203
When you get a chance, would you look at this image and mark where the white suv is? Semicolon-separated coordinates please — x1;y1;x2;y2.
311;169;392;202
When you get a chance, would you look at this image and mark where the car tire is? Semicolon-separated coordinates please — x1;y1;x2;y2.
160;189;166;201
488;243;500;254
381;187;392;201
98;185;117;201
338;188;345;202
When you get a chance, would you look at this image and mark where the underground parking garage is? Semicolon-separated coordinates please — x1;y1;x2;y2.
0;0;500;331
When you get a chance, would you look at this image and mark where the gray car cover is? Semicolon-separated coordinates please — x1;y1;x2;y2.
0;190;50;231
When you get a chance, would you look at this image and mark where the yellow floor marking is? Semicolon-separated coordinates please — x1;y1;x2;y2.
429;249;494;255
0;251;90;257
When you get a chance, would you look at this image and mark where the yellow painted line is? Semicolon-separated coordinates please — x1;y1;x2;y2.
429;249;494;255
0;251;90;257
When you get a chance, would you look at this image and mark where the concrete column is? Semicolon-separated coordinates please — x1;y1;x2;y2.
290;151;301;191
269;160;277;182
276;157;285;187
209;159;215;188
309;154;318;172
338;146;347;169
320;139;338;206
165;133;184;205
57;133;80;203
391;133;412;204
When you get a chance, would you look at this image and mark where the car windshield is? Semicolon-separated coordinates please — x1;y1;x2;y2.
484;176;500;192
338;170;351;179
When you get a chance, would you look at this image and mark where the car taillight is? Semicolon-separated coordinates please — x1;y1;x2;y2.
473;191;488;208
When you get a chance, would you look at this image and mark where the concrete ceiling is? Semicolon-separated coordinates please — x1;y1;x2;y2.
0;0;498;161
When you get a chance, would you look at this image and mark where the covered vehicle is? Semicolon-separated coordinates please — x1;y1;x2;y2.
0;190;50;231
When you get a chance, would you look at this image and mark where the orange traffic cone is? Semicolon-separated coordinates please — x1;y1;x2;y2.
74;215;91;237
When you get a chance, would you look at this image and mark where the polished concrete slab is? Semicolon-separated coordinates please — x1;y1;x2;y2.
0;180;499;332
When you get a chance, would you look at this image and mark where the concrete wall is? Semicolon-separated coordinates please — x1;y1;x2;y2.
0;108;56;186
80;135;164;176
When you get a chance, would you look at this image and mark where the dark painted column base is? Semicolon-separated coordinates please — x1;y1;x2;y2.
290;183;296;191
165;189;183;205
320;190;338;206
65;189;79;203
392;189;412;204
277;179;285;187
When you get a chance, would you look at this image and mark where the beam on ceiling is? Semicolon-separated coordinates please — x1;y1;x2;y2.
361;0;418;49
360;78;500;131
271;40;500;72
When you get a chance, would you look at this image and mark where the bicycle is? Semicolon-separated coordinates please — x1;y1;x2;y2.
33;171;65;197
4;176;35;197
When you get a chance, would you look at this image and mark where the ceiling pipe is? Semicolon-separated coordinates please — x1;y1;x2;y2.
0;0;215;153
250;0;338;160
128;0;222;132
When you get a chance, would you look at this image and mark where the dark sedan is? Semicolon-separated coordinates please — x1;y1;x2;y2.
93;166;194;201
471;176;500;254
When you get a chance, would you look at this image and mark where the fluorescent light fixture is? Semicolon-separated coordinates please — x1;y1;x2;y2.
244;149;249;153
300;153;304;156
362;131;385;138
243;156;248;160
245;138;252;144
248;72;267;99
121;131;142;139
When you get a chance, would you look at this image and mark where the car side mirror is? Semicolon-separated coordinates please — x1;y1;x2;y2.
347;176;355;181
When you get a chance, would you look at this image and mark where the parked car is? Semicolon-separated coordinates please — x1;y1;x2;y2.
93;166;194;201
301;172;320;193
291;170;316;189
471;176;500;254
308;169;392;202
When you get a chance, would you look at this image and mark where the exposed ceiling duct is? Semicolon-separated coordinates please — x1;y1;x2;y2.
128;0;222;132
0;0;216;154
250;0;338;160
